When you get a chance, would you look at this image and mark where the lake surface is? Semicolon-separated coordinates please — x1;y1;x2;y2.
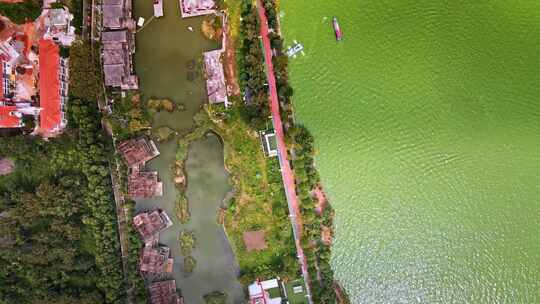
133;0;243;302
280;1;540;302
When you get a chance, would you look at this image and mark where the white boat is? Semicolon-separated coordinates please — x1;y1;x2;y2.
137;17;145;27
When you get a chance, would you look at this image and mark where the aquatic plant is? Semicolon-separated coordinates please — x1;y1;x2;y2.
178;230;196;256
175;194;190;224
203;291;227;304
183;256;197;273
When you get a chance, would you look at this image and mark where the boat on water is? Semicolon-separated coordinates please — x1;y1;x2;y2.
333;16;342;41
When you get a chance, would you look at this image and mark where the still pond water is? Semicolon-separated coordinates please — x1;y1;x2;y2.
133;0;243;302
281;0;540;303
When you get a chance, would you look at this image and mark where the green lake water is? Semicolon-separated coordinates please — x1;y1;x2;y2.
133;0;243;302
280;1;540;302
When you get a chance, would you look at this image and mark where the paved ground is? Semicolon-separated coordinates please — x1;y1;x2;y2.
256;2;312;303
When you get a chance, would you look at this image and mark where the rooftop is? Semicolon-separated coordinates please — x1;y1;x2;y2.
38;39;63;137
102;30;128;43
128;171;163;199
139;245;173;273
249;279;282;304
103;5;125;29
118;137;160;167
103;48;126;65
103;0;123;5
203;49;227;104
149;280;182;304
133;209;173;241
180;0;216;18
0;106;22;128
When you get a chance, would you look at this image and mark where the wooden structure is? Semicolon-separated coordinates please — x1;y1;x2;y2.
139;245;173;273
133;209;173;243
149;280;183;304
118;137;160;168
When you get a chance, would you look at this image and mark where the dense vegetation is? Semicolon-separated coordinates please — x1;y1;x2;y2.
69;41;103;102
0;0;41;24
0;99;125;303
237;2;270;129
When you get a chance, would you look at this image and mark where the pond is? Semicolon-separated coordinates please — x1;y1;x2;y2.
133;0;244;302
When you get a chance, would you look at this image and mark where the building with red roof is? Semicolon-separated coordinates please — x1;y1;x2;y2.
38;39;67;136
0;106;22;128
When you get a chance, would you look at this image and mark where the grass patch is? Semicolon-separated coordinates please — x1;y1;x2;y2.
207;104;299;284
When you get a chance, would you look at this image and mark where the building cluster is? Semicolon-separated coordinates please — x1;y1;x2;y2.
249;279;284;304
248;278;308;304
133;209;174;274
121;137;182;301
132;209;179;301
118;137;163;199
101;0;138;89
0;5;75;136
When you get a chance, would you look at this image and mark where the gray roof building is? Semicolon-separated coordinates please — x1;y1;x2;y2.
101;30;138;89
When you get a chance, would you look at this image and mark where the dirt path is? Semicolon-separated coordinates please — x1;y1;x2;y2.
223;16;240;96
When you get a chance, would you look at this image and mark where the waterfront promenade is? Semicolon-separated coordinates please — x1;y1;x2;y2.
256;1;313;303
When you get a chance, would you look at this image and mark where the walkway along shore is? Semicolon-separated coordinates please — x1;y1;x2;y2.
257;1;313;303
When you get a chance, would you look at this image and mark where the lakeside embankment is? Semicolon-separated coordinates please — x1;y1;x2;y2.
229;0;351;302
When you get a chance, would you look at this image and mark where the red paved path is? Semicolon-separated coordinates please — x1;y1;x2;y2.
257;2;312;302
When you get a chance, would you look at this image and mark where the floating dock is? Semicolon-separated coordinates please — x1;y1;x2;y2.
153;0;163;17
286;41;304;57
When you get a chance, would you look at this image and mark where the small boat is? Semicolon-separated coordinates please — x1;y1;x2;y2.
333;16;342;41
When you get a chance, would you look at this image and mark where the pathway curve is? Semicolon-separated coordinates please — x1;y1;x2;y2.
256;2;313;303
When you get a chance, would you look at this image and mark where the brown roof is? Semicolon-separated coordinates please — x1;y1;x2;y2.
103;5;124;29
128;171;163;199
133;209;172;240
139;246;173;273
103;48;126;65
117;137;159;167
149;280;182;304
103;64;125;87
243;230;267;252
103;0;123;5
102;30;128;43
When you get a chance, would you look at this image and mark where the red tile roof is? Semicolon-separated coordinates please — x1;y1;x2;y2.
0;106;21;128
0;57;4;100
38;39;61;136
